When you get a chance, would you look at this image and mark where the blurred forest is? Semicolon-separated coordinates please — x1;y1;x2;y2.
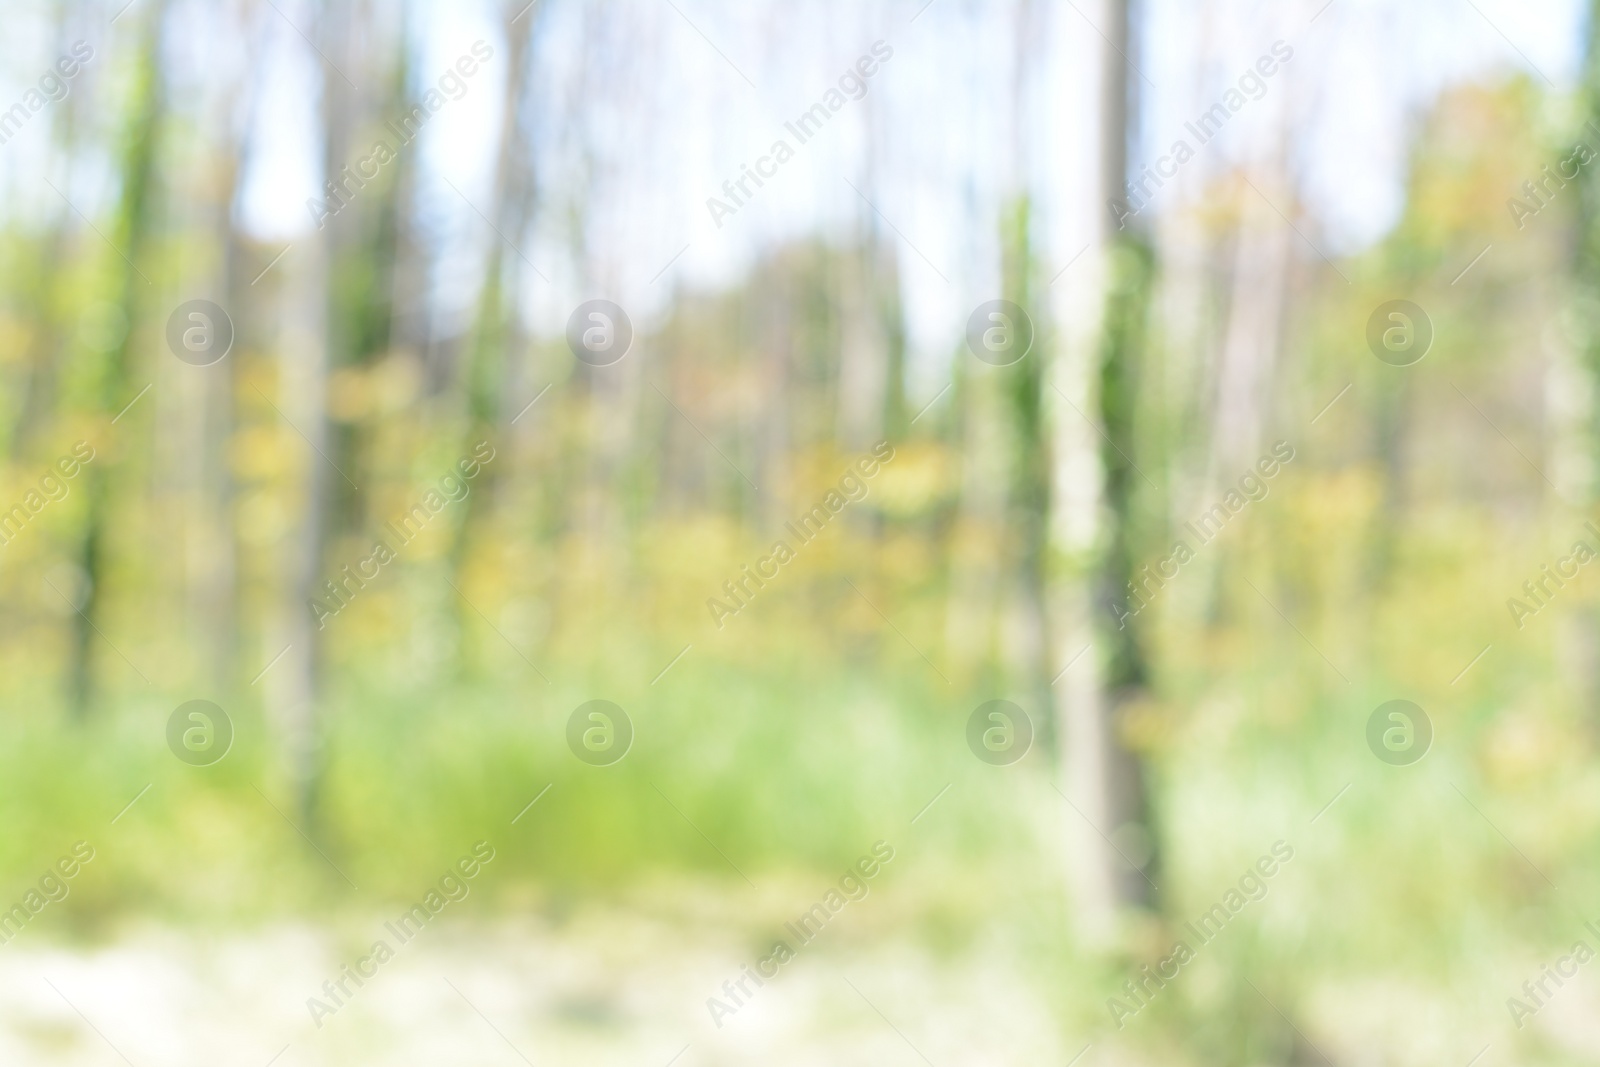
5;0;1600;1063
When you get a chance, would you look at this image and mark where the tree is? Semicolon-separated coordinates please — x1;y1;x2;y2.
70;0;168;719
1052;0;1160;935
450;0;546;654
268;0;407;826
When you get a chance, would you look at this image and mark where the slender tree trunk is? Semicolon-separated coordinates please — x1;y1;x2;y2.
945;363;1009;676
945;136;1007;676
270;235;330;828
189;25;260;693
1197;104;1294;621
996;0;1054;740
758;277;793;529
13;227;71;456
268;0;405;826
998;194;1054;747
1053;0;1160;936
1575;0;1600;729
836;241;889;452
12;2;83;456
838;101;896;459
452;1;544;669
70;0;167;719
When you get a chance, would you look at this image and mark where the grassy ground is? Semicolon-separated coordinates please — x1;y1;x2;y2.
4;463;1600;1062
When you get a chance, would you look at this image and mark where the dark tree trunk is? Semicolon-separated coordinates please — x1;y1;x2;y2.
1056;0;1161;932
70;0;167;719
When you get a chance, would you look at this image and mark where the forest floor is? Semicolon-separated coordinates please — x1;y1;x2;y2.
0;883;1076;1066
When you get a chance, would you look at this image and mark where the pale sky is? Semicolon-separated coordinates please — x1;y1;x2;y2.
0;0;1588;397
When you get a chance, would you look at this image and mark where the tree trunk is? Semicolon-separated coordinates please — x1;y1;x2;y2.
267;0;405;826
1575;0;1600;730
1052;0;1160;937
269;236;330;828
450;1;544;670
70;0;167;719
